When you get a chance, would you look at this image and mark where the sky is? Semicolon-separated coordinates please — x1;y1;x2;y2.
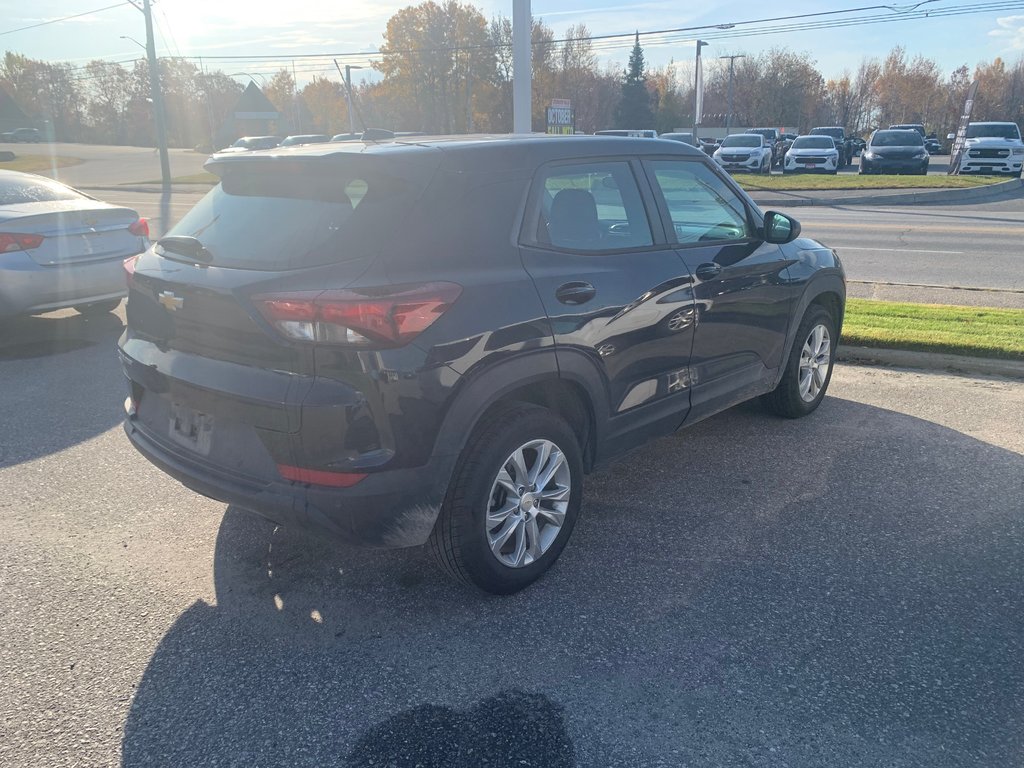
2;0;1023;86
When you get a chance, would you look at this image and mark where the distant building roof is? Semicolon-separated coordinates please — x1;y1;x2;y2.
232;82;279;120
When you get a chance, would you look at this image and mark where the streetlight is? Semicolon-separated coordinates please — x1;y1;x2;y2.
719;54;746;135
120;35;145;50
123;0;171;196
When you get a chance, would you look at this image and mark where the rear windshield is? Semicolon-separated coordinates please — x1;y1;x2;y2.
164;161;427;270
722;135;760;148
871;131;923;147
811;128;842;139
0;175;84;205
792;136;834;149
966;123;1021;140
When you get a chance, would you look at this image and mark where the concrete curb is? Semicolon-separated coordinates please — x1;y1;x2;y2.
838;344;1024;380
750;177;1023;208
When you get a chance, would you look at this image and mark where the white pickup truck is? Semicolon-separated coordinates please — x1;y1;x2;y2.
954;122;1023;175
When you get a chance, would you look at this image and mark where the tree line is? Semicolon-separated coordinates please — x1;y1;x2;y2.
2;0;1022;148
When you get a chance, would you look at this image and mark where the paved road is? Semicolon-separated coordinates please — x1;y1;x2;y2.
0;141;208;187
795;197;1024;294
1;307;1022;767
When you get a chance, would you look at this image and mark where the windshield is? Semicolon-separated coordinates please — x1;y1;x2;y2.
871;131;924;147
167;161;424;270
0;174;84;205
890;125;926;136
792;137;834;149
966;123;1021;140
722;135;760;148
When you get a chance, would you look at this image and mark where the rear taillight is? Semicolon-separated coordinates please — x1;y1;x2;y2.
129;218;150;238
254;282;462;348
123;254;139;284
0;233;44;253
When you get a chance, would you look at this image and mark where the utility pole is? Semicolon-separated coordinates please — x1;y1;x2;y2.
512;0;532;134
693;40;709;141
138;0;171;193
344;64;363;135
720;54;745;135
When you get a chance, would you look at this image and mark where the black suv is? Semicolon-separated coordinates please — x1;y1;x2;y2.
810;127;854;168
121;136;845;594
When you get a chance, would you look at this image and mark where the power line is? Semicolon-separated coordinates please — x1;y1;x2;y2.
0;2;128;37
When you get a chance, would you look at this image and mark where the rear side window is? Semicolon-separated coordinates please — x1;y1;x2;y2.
530;161;654;252
165;161;425;270
0;175;83;205
646;159;753;244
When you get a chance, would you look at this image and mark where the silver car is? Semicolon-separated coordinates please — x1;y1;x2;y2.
0;170;148;319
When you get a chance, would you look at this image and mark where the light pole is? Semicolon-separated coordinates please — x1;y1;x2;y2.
513;0;532;134
719;54;745;135
125;1;171;195
693;40;709;141
344;64;363;135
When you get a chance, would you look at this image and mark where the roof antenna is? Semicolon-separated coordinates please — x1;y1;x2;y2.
334;59;368;136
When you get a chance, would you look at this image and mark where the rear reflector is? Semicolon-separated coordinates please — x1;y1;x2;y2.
277;464;367;487
0;232;44;253
129;218;150;238
255;282;462;348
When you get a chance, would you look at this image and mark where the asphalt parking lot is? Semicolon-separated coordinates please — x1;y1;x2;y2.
1;307;1021;767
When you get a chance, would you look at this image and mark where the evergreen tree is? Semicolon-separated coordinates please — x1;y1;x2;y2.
615;33;654;128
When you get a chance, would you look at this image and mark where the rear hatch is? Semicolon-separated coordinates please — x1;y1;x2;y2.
126;152;438;373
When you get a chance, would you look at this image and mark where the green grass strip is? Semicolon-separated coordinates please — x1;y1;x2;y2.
0;155;84;173
842;298;1024;360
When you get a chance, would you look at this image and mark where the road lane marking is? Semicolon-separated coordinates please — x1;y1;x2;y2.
836;246;965;255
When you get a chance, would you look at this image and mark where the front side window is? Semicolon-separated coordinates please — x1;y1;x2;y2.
646;160;753;244
532;161;654;251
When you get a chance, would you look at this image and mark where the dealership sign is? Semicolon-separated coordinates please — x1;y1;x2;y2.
947;80;980;176
546;99;574;135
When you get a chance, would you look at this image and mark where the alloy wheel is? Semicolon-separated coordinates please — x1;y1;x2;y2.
798;324;831;402
485;439;571;568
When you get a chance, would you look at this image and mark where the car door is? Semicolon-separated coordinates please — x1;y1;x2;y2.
642;157;797;421
519;158;697;451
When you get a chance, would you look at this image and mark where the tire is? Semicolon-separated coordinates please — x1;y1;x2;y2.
428;402;584;595
762;304;837;419
74;299;121;316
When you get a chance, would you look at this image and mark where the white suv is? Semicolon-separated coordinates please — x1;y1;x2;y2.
713;134;773;174
956;122;1023;175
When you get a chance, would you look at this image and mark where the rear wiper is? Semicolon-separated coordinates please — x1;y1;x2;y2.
156;235;213;264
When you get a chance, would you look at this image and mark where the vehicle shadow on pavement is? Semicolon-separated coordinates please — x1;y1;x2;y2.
121;397;1024;767
0;309;125;467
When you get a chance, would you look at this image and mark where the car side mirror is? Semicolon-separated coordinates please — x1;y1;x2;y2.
947;133;956;141
763;211;801;244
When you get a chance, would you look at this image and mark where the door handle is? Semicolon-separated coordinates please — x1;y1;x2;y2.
695;263;722;281
555;281;597;305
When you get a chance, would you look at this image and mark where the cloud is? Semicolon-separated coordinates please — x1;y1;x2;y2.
989;15;1024;50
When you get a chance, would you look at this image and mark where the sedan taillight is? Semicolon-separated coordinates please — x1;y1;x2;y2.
0;233;44;253
129;218;150;238
254;282;462;348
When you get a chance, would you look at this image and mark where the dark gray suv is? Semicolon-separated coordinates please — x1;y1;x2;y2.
121;135;845;594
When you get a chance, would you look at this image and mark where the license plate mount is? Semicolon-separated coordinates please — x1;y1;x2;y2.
168;402;214;455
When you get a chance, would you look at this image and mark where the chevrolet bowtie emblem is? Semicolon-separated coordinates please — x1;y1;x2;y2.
158;291;183;311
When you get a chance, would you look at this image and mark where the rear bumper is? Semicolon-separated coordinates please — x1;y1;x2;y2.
125;414;455;548
0;253;128;317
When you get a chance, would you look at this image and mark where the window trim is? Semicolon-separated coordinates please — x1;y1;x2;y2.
640;156;763;250
518;156;668;255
